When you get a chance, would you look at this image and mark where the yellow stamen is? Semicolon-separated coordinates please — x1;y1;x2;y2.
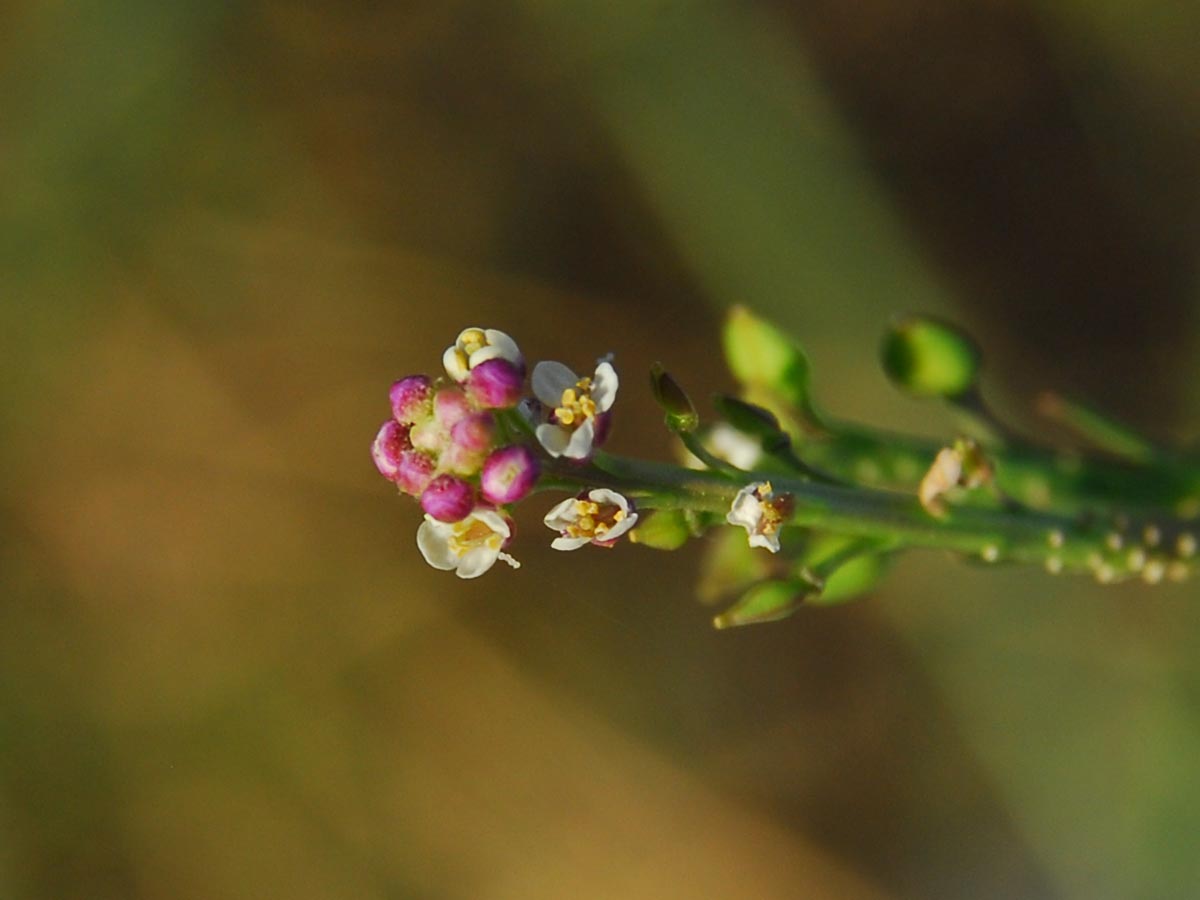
565;499;626;541
460;329;487;354
554;377;600;430
449;519;502;557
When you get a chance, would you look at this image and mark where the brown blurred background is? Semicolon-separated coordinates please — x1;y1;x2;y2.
3;1;1200;898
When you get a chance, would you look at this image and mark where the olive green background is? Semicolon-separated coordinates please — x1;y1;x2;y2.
3;2;1200;898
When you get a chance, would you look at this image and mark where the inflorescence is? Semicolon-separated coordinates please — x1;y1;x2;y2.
373;314;1200;627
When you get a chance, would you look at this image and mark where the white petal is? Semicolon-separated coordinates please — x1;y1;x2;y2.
543;497;579;530
587;489;630;512
536;422;572;458
416;518;458;570
532;361;578;406
551;535;592;551
484;329;523;365
456;545;501;578
749;532;781;554
591;360;619;412
726;490;763;531
562;418;596;460
442;345;469;382
603;512;638;542
468;345;506;367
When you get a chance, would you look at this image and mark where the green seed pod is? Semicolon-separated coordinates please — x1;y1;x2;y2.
713;579;808;629
880;316;980;398
806;554;891;606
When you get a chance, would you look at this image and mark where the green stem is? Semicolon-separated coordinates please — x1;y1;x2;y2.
546;452;1198;584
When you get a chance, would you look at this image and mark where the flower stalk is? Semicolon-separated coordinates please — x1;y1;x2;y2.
372;312;1199;620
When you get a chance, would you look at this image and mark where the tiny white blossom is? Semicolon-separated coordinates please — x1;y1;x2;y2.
531;359;618;459
918;438;993;518
416;508;520;578
544;489;638;550
443;327;523;383
726;481;792;553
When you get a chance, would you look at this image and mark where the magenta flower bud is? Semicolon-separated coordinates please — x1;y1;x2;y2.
434;388;472;429
420;474;475;522
468;358;524;409
480;444;540;505
395;450;435;496
371;420;411;480
451;411;496;454
390;375;433;425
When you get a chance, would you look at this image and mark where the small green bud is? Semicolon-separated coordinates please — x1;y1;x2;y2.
650;364;699;434
713;579;809;629
806;554;890;606
723;307;814;412
881;316;980;398
628;509;691;550
712;394;791;454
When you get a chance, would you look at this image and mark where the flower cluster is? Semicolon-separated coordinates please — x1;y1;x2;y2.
372;327;647;578
373;309;1199;629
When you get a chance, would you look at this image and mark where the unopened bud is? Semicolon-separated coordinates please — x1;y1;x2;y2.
433;388;472;429
420;475;475;522
881;316;979;398
650;364;698;433
468;358;525;409
712;395;788;451
480;445;540;505
371;420;411;481
395;450;435;496
389;375;433;425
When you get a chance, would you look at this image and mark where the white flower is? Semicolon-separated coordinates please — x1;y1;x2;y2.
416;508;520;578
684;423;762;471
726;481;792;553
543;489;638;550
442;327;523;383
531;359;618;459
918;438;992;518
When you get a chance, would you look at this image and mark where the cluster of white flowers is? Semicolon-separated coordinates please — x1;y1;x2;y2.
389;327;793;580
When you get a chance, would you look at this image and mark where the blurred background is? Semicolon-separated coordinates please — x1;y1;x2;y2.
3;1;1200;897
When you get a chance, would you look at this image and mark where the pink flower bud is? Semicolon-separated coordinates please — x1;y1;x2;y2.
420;474;475;522
395;450;435;496
409;419;447;454
451;412;495;454
390;375;433;425
480;444;540;505
434;388;472;429
371;420;411;480
468;358;524;409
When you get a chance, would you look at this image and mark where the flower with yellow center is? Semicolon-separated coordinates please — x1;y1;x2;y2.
442;327;523;383
531;359;618;459
544;489;638;550
726;481;793;553
416;508;520;578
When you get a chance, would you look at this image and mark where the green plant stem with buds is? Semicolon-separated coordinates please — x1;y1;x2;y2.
381;314;1198;627
532;308;1200;618
540;451;1195;584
